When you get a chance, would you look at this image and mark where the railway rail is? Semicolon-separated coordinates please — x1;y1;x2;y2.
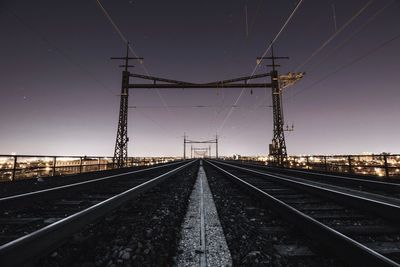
0;160;195;266
203;162;344;266
206;160;400;267
224;160;400;202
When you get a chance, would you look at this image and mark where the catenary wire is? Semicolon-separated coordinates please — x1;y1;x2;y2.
252;0;304;74
294;0;374;72
216;0;304;133
306;0;393;74
290;32;400;99
95;0;185;133
7;7;116;96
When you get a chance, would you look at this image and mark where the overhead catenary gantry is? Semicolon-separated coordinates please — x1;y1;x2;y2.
128;72;272;88
190;146;212;158
111;43;304;167
184;134;218;159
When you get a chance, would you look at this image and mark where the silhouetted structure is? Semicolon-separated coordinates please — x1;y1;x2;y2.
111;43;143;167
111;45;303;166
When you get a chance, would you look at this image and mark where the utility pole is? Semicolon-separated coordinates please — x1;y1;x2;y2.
183;133;187;159
258;45;289;166
216;134;219;159
111;43;143;168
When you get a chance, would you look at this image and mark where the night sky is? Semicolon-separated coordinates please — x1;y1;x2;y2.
1;0;399;157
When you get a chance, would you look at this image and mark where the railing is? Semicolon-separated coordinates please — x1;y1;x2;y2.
284;154;400;178
0;155;179;182
226;154;400;179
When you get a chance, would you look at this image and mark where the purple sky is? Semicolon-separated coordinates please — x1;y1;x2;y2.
0;0;399;157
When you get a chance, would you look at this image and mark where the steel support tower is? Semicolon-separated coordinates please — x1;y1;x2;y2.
270;68;287;166
258;46;290;166
111;44;143;167
113;70;129;167
183;133;187;159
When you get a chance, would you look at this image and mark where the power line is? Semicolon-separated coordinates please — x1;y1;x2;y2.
306;0;394;74
252;0;304;74
215;0;304;133
211;2;254;135
211;0;266;135
285;0;394;104
290;31;400;99
95;0;146;70
95;0;185;133
7;7;116;96
294;0;374;72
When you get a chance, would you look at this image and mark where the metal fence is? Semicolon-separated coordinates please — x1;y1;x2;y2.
228;154;400;179
284;154;400;178
0;155;178;182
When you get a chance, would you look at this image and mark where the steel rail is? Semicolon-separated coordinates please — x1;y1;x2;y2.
226;160;400;191
0;160;196;267
205;160;400;267
269;166;400;190
261;171;400;206
221;161;400;207
0;160;186;209
211;161;400;223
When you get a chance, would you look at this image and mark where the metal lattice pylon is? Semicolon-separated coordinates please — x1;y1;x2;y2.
259;45;290;166
111;43;143;167
113;70;130;167
270;68;287;166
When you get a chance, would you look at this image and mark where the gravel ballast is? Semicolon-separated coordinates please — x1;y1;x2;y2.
36;162;199;267
175;161;232;266
203;161;344;267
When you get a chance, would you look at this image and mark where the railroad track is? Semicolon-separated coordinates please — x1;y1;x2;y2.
224;160;400;202
0;160;195;266
206;160;400;267
0;162;178;198
203;163;343;266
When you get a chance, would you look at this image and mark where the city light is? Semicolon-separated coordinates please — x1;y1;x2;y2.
1;155;178;181
226;153;400;178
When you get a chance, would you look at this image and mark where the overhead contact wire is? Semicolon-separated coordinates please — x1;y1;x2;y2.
216;0;304;133
95;0;185;133
294;0;374;72
291;32;400;98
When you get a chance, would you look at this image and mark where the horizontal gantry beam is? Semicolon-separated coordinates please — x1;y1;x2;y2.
203;72;271;85
127;73;273;89
185;140;217;144
128;83;272;89
129;73;195;85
